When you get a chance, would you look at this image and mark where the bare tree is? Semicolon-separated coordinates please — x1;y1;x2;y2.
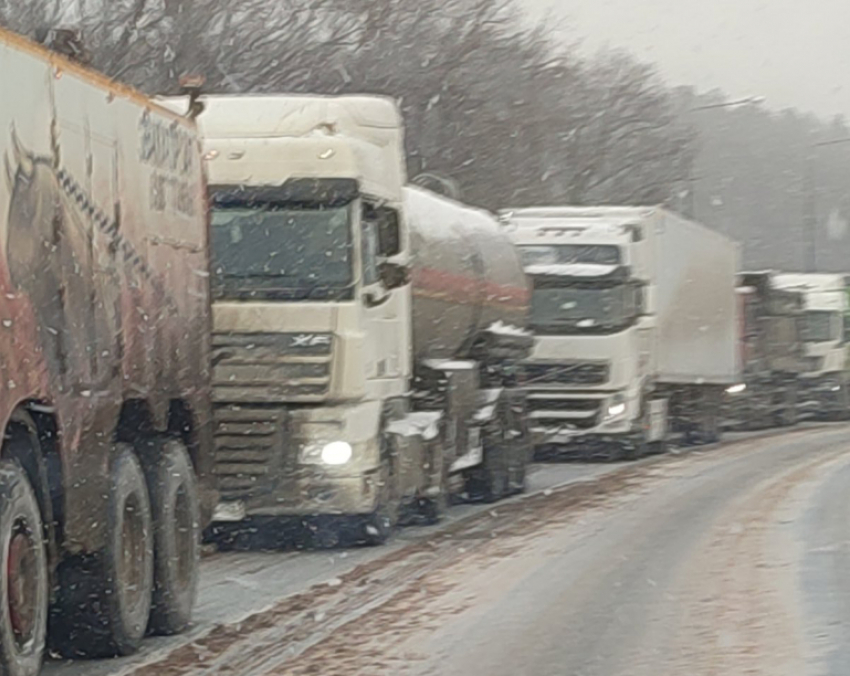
1;0;697;212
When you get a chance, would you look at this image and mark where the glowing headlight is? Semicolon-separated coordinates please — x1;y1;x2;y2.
726;383;747;395
607;402;626;418
320;441;352;465
605;395;627;419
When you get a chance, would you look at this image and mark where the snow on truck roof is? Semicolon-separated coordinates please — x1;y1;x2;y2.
773;273;849;293
502;206;656;221
500;206;654;244
157;94;402;139
524;263;620;278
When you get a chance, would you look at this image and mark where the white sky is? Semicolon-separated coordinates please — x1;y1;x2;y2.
521;0;850;119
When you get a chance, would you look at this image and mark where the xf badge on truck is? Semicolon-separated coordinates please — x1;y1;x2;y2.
291;334;332;348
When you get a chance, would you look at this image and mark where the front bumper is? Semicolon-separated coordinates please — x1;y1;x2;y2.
211;400;384;521
213;468;382;521
798;376;847;414
530;416;633;447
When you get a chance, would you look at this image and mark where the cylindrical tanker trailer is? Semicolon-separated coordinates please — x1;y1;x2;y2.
402;186;533;504
407;186;531;362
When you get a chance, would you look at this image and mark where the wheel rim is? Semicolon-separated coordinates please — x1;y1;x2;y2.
119;493;147;614
173;484;194;590
7;519;39;650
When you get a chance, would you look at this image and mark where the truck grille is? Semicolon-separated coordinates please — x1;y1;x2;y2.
212;333;333;402
212;405;287;500
520;362;609;386
526;392;603;430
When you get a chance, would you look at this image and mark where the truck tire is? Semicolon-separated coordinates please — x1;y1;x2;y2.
686;391;721;445
0;462;47;676
51;444;153;657
625;401;651;460
777;382;798;427
138;438;200;636
467;417;509;503
362;435;398;546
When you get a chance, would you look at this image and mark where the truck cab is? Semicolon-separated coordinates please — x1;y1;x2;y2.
160;95;413;524
774;273;850;418
503;208;661;456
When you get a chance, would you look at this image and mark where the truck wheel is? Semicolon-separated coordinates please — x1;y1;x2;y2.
138;438;200;636
0;462;47;676
467;418;509;503
689;394;721;445
419;447;449;526
625;402;651;460
51;444;153;657
362;436;398;546
777;383;798;427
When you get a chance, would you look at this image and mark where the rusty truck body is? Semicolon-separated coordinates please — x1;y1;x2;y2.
0;28;214;673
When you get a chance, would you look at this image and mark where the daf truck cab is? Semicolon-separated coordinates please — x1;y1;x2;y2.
160;95;413;534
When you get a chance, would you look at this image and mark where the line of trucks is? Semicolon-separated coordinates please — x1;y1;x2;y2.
2;27;850;675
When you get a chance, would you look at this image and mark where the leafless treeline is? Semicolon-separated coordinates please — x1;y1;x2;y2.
0;0;694;210
4;0;850;270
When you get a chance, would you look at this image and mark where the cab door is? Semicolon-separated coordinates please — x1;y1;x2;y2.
359;202;407;389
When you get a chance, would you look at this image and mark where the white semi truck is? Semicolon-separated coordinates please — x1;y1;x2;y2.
502;207;739;458
773;273;850;419
160;95;532;543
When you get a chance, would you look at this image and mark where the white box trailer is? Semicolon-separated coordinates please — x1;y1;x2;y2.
505;206;740;457
652;210;740;384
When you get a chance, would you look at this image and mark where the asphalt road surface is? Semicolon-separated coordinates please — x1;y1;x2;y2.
48;424;850;676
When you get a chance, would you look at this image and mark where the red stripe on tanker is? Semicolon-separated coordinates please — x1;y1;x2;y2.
405;186;530;362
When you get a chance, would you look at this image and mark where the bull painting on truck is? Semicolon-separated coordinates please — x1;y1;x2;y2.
0;28;214;675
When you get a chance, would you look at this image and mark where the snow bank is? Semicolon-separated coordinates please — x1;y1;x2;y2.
488;320;532;337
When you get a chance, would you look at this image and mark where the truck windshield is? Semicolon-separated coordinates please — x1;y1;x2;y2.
210;203;354;301
801;310;839;342
531;285;633;334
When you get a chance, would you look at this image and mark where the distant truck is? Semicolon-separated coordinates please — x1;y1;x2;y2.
502;207;739;458
774;273;850;419
0;28;214;674
723;272;805;429
159;95;532;543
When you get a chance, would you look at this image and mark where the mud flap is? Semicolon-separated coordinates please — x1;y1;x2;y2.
465;389;530;501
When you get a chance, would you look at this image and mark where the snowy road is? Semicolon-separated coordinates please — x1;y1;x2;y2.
47;424;850;676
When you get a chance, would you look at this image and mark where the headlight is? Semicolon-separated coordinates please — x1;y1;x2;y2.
320;441;352;465
605;394;627;419
726;383;747;395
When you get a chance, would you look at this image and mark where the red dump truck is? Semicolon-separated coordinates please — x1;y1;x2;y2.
0;28;214;674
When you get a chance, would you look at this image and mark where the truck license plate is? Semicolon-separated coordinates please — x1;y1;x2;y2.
213;500;247;522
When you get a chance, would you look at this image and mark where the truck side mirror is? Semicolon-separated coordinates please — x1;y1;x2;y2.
379;261;410;289
376;207;401;257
